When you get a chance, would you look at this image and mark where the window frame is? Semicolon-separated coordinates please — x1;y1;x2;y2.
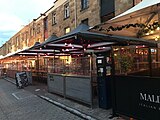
36;24;41;34
81;18;89;25
64;27;70;34
81;0;89;10
52;12;56;25
64;3;70;19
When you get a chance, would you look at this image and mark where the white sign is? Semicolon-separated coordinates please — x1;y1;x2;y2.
98;59;102;64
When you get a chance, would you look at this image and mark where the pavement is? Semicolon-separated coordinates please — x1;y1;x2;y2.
3;77;125;120
0;79;84;120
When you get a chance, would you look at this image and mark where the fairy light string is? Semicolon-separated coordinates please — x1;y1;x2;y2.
93;21;160;38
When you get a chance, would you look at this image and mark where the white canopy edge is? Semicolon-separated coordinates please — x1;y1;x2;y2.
28;49;60;52
109;0;160;22
87;42;115;48
0;47;30;59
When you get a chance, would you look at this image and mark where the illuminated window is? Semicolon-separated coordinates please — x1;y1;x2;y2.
16;36;19;46
64;27;70;34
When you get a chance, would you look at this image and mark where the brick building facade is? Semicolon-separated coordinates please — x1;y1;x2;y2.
115;0;142;15
47;0;101;38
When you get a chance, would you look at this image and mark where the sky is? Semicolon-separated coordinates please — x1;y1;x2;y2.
0;0;54;47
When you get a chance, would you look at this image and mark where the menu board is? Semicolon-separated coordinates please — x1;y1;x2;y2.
15;72;30;88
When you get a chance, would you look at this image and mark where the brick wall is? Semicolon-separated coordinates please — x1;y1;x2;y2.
115;0;133;16
48;0;101;37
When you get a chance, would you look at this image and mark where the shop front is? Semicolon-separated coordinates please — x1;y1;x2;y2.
91;0;160;119
36;24;156;108
0;22;158;111
109;46;160;119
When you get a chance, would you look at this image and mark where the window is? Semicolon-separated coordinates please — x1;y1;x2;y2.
21;33;24;41
30;28;32;37
52;12;56;25
38;38;41;43
25;31;28;46
37;24;41;34
81;0;89;10
81;18;88;25
64;27;70;34
64;3;70;19
16;35;20;48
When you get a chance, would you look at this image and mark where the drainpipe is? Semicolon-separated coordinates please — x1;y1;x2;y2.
74;0;77;28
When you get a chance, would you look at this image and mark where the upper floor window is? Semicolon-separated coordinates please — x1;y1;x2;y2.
81;0;89;10
81;18;88;25
30;27;34;37
25;31;28;45
37;24;41;34
64;3;70;19
16;35;20;48
52;12;56;25
38;38;41;43
21;33;24;41
64;27;70;34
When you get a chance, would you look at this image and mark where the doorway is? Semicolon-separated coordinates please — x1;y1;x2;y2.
95;51;112;109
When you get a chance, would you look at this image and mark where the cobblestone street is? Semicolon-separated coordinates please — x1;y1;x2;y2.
0;79;83;120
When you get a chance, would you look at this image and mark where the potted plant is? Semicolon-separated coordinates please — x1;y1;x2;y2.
118;53;133;75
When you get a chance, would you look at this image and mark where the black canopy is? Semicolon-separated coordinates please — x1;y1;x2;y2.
7;24;158;58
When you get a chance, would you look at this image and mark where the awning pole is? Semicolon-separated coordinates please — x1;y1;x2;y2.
110;46;118;118
148;47;152;77
90;52;93;108
53;50;55;73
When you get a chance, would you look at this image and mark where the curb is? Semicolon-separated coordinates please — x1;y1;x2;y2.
38;95;98;120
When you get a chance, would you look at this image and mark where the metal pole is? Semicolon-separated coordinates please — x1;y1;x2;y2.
89;53;93;108
53;50;55;73
37;53;40;81
148;47;152;77
109;46;118;118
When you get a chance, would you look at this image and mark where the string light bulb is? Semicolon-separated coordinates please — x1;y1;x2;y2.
155;36;159;41
150;30;154;34
155;38;158;41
